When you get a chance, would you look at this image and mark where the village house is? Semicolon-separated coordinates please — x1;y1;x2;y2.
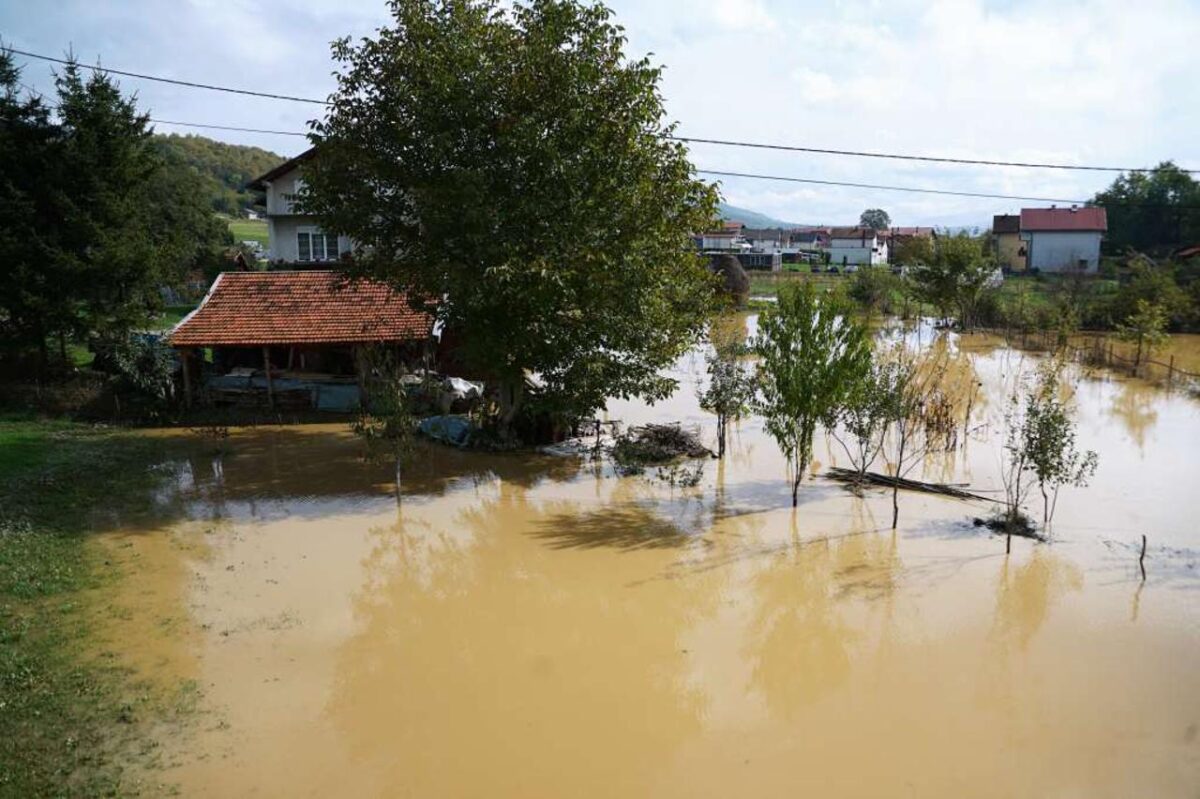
246;148;353;266
700;222;749;251
992;214;1026;271
1019;206;1107;273
169;271;435;410
829;226;888;267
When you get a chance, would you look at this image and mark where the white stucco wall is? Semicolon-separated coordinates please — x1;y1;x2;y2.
1023;231;1102;273
830;238;886;266
263;164;353;263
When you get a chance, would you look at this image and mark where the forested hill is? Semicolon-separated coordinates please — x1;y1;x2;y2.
152;133;284;215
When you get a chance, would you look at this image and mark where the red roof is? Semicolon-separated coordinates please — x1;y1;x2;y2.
170;271;433;347
1020;206;1107;232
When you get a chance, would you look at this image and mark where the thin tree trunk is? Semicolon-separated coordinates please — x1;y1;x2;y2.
716;414;726;459
1041;483;1049;526
791;470;801;507
892;427;906;529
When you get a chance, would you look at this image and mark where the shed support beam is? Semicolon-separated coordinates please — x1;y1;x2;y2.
263;346;275;408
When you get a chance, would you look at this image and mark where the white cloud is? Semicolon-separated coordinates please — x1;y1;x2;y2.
2;0;1197;226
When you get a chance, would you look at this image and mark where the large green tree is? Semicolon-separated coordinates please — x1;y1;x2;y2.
302;0;718;430
859;208;890;230
908;232;995;329
1093;162;1200;254
0;51;229;365
754;283;871;506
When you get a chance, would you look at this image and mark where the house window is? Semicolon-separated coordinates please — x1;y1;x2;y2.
297;231;340;262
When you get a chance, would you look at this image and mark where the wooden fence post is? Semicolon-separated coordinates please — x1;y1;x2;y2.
1168;355;1175;388
263;346;275;408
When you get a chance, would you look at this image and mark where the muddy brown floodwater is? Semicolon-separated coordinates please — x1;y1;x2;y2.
93;320;1200;797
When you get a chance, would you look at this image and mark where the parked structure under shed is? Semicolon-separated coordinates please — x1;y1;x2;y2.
169;270;435;411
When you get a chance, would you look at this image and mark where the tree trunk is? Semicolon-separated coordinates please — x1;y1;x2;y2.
1041;483;1049;527
791;471;801;507
1006;532;1012;554
892;428;906;529
498;376;525;436
716;414;726;459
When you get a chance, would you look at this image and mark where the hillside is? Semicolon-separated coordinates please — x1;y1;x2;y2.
717;202;800;228
152;133;283;215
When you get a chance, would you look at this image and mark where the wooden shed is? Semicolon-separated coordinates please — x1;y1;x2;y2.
169;271;435;410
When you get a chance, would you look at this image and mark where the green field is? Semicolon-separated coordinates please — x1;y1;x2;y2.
227;217;269;248
748;269;848;297
0;416;192;795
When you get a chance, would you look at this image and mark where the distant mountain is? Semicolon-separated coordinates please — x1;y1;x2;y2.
152;133;284;215
717;202;801;229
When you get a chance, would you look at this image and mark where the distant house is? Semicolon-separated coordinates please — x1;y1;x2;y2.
169;270;435;410
701;222;749;252
883;226;935;264
992;214;1025;271
1019;206;1107;273
246;148;352;266
829;227;888;267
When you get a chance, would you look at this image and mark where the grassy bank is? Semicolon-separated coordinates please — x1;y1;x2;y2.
226;217;268;248
0;416;185;796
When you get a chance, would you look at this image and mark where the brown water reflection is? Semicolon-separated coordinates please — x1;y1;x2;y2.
92;319;1200;797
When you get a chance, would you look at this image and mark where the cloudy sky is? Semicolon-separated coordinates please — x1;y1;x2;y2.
3;0;1199;226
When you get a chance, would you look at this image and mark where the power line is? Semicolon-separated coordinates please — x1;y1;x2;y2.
697;169;1092;205
16;80;308;137
9;47;1196;175
8;47;331;106
675;136;1198;175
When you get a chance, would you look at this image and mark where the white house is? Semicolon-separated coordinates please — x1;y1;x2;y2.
246;149;353;265
700;222;751;252
829;227;888;267
1019;206;1107;273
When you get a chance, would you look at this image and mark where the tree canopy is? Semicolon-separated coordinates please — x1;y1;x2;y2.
859;208;891;230
0;50;229;363
303;0;718;429
1093;162;1200;254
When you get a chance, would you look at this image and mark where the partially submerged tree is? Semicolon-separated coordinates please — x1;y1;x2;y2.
1116;299;1170;373
698;316;755;459
303;0;718;437
352;347;417;501
830;357;901;485
754;283;871;506
1022;362;1098;527
878;340;960;528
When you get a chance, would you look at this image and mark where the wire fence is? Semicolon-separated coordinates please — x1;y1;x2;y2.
982;327;1200;389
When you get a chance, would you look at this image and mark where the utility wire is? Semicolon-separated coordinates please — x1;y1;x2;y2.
10;47;1196;174
697;169;1093;205
16;80;309;137
674;136;1198;175
8;47;331;106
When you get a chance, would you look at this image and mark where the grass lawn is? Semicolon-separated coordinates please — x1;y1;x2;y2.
0;415;188;796
227;217;268;248
748;269;848;297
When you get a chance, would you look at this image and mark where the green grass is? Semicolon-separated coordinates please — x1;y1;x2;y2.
227;217;268;248
149;305;197;332
748;270;847;297
0;414;186;796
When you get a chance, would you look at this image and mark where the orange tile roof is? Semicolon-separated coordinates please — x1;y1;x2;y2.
170;271;433;347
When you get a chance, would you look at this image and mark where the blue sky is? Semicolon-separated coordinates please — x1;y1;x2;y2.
3;0;1198;227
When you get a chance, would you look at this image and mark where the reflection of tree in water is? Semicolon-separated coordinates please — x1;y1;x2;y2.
991;549;1082;652
744;507;902;718
325;480;727;795
1108;379;1159;451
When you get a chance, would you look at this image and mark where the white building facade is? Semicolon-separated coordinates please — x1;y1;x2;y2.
1019;207;1107;273
248;150;353;265
829;227;888;266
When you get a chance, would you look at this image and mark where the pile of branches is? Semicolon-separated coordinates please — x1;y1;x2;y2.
611;423;711;474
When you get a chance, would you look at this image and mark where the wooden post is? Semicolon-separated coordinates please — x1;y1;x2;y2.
1168;355;1175;388
263;346;275;408
180;348;193;409
1139;534;1147;581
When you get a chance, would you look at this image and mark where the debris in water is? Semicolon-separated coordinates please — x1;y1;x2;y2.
825;467;998;503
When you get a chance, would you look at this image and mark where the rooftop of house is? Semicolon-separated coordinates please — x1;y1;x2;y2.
829;226;878;240
1020;206;1107;232
887;226;936;238
245;147;317;192
169;270;433;348
993;214;1021;234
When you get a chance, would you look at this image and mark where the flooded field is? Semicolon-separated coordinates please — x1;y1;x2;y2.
93;320;1200;797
